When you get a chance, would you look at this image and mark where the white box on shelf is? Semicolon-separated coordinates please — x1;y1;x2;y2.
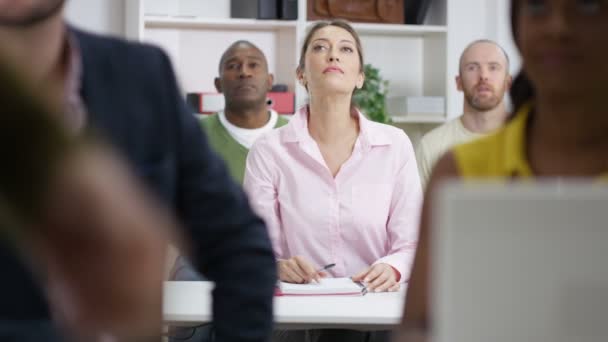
186;93;225;114
387;96;445;116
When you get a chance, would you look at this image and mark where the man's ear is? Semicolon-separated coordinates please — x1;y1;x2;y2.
455;75;463;92
506;74;513;90
214;77;222;93
267;73;274;91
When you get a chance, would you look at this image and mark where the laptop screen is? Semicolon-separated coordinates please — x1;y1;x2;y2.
432;181;608;342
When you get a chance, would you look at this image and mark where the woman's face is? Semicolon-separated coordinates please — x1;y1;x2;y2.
298;25;364;97
517;0;608;97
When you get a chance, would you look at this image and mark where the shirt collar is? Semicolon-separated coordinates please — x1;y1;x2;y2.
280;106;393;148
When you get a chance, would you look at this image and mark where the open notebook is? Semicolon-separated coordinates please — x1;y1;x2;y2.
276;277;367;296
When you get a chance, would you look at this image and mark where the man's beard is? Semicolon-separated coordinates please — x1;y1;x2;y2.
464;84;505;112
0;0;66;27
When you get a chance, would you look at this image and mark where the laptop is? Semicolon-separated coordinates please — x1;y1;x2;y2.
432;181;608;342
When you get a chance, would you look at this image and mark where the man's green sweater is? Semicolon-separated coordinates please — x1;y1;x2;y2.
200;113;288;184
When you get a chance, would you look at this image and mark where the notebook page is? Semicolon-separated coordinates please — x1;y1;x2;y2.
278;277;366;295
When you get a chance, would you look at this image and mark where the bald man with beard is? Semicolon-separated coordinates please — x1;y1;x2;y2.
416;40;512;188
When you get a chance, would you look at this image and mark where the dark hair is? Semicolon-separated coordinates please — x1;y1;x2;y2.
509;0;535;117
297;20;364;74
218;40;267;74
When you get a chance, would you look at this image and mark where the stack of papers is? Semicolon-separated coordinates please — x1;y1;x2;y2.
277;277;367;296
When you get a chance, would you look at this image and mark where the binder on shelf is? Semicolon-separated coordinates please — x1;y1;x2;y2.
267;92;295;114
279;0;298;20
405;0;433;25
259;0;278;19
186;92;295;115
231;0;279;20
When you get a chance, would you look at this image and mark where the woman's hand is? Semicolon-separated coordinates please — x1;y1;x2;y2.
278;256;328;283
352;263;400;292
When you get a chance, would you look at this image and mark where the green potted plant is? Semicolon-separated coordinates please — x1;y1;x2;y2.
353;63;391;124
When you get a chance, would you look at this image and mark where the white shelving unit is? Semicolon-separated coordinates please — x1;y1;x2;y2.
144;16;298;30
124;0;468;127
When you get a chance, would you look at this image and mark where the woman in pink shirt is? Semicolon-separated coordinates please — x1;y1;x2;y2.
244;20;422;294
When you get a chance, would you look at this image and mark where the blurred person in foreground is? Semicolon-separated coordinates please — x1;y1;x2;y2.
0;56;174;340
397;0;608;340
0;1;276;341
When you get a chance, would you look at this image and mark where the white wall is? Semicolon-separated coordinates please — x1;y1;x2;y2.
493;0;521;113
494;0;521;76
63;0;520;120
446;0;520;118
64;0;126;37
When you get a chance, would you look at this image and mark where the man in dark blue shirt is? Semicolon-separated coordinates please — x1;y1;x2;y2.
0;1;276;341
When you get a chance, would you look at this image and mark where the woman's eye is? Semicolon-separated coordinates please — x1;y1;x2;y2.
576;0;602;14
524;0;547;16
341;46;354;53
312;45;327;52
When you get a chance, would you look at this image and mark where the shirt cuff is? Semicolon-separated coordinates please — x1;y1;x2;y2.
374;253;411;283
390;265;401;282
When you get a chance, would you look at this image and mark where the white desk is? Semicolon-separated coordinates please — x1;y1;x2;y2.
163;281;406;330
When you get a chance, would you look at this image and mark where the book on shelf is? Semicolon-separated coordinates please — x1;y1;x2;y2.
276;277;367;296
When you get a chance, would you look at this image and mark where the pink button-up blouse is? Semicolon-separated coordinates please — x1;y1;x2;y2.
243;106;422;282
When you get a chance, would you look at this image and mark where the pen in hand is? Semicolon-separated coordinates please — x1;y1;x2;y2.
311;263;335;283
316;263;336;273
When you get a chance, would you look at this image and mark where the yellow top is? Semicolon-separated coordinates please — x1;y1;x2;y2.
453;103;533;178
453;103;608;180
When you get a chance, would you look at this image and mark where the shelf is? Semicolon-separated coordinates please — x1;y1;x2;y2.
307;21;447;37
145;16;297;31
390;114;446;124
145;18;446;36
